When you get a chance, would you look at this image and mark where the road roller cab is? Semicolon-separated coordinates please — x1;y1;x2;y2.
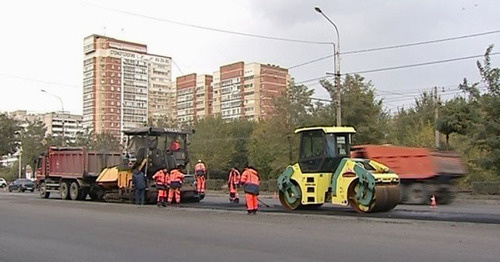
277;126;401;213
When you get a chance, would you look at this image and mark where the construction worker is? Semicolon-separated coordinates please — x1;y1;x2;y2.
152;168;168;207
194;160;207;195
166;165;185;204
169;139;181;152
228;167;241;203
240;164;260;214
132;166;147;206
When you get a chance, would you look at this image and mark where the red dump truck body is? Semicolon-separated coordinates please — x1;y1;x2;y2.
351;145;466;204
39;147;122;180
351;145;465;179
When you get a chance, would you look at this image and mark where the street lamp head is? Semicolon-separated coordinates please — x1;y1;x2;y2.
314;6;322;13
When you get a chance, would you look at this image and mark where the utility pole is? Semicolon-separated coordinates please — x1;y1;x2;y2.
18;147;22;179
315;6;342;126
434;86;440;149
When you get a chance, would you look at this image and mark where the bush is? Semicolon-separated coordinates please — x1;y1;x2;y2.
472;182;500;195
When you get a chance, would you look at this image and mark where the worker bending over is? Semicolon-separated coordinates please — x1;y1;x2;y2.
152;168;168;207
228;167;241;203
167;165;185;204
194;160;207;195
240;164;260;215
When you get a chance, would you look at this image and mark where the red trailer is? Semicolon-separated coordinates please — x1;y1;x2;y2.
351;145;466;204
36;147;122;200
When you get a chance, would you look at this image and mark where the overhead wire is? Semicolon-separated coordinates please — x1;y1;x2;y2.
288;30;500;70
82;1;331;45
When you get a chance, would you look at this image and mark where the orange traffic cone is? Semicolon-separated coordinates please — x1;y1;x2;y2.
273;191;278;199
430;195;437;208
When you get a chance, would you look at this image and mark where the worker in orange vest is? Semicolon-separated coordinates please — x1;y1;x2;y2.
166;165;185;204
152;168;168;207
240;164;260;215
228;167;241;203
194;160;207;195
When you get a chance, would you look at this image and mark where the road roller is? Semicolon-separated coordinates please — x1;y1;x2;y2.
277;126;400;213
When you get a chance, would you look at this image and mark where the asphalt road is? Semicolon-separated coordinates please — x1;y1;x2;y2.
1;191;499;262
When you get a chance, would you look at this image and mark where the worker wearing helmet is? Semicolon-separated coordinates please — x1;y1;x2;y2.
228;167;241;203
152;168;168;207
194;160;207;195
240;164;260;215
166;165;185;204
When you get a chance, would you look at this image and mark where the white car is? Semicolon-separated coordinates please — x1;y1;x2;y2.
0;178;7;188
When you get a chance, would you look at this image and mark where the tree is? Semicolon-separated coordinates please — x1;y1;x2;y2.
189;117;238;175
461;45;500;176
386;91;437;148
247;80;317;179
90;133;121;151
0;113;20;156
321;74;388;144
19;119;47;175
437;97;477;149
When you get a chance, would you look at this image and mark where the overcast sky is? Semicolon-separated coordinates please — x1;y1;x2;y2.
1;0;498;115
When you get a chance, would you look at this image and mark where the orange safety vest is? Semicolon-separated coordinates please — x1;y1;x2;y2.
228;169;241;185
194;163;207;175
153;170;167;185
167;169;185;184
240;167;259;186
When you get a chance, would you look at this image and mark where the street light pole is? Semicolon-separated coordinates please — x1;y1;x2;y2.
41;89;66;146
315;6;342;126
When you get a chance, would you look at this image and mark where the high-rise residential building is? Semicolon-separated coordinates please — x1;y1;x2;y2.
9;110;83;143
83;34;173;138
212;62;289;121
176;74;213;125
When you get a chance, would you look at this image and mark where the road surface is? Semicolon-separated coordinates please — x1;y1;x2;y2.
1;191;499;262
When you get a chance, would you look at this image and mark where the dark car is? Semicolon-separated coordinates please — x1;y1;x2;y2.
8;179;35;192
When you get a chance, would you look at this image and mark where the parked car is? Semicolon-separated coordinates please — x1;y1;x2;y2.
0;178;7;188
8;179;35;192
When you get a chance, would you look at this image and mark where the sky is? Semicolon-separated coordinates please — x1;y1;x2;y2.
0;0;499;115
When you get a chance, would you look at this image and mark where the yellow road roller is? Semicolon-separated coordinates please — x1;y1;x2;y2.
277;126;400;213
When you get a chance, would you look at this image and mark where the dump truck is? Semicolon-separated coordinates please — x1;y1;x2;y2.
36;127;202;203
277;126;401;213
351;145;466;204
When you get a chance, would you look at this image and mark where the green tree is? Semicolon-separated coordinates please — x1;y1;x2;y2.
387;91;437;147
247;80;318;179
0;113;21;155
320;74;388;144
19;119;47;175
460;45;500;177
189;117;237;175
437;97;477;149
90;133;121;151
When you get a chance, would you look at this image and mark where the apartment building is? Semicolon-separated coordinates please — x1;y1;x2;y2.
212;62;289;121
83;34;173;138
176;74;213;125
10;110;83;143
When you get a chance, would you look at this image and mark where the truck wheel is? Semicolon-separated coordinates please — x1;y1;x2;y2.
40;182;50;199
406;183;428;205
70;182;81;200
60;182;71;200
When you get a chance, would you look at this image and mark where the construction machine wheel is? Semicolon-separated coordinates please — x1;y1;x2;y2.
39;182;50;199
348;182;400;213
69;182;81;200
279;190;301;210
60;182;71;200
406;183;428;205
